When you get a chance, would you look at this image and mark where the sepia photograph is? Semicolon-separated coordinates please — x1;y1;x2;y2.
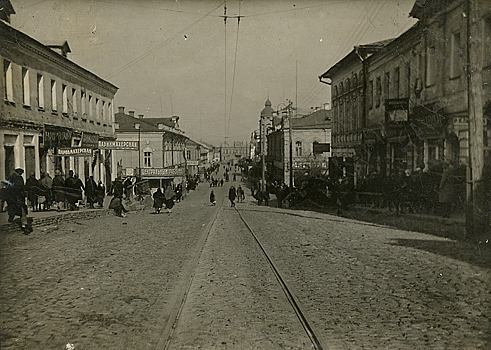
0;0;490;348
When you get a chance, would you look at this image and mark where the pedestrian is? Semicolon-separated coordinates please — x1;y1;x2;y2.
210;190;216;205
64;170;79;211
52;169;65;211
85;176;98;209
228;185;236;207
0;180;8;212
109;195;128;217
96;181;105;208
164;185;176;213
112;177;124;199
237;185;245;202
39;172;53;211
6;168;30;234
439;161;455;218
153;188;165;213
26;172;40;212
74;174;85;207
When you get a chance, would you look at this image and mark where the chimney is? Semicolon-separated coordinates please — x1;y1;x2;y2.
129;111;135;117
138;114;144;119
118;106;125;114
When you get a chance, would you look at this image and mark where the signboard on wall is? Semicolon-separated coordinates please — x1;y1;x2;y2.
385;98;409;122
81;132;99;149
98;140;139;150
57;148;93;156
141;168;185;177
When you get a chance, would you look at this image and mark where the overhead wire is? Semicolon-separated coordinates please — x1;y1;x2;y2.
226;0;242;140
106;0;226;79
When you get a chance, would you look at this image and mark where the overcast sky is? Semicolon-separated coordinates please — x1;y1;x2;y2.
11;0;418;146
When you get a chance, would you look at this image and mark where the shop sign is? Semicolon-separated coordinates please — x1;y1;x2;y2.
57;148;93;156
82;132;99;149
98;140;139;150
187;160;198;166
385;98;409;122
141;168;185;177
44;125;72;148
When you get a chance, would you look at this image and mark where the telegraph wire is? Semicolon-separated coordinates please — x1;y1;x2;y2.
226;0;243;140
106;0;226;79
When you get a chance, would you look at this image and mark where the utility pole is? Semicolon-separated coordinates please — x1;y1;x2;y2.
466;0;488;240
288;101;294;189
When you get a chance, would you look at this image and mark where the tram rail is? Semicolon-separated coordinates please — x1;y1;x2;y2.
156;200;329;350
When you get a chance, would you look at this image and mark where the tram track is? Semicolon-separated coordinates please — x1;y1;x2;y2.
155;195;329;349
235;207;329;350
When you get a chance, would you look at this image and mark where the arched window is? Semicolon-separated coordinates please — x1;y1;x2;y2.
340;82;344;94
353;74;358;87
295;141;303;156
346;78;350;91
334;85;338;97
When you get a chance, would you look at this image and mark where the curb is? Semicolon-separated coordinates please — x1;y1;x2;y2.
1;209;115;233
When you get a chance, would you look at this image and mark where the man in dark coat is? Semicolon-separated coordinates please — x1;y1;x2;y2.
52;170;65;211
6;168;29;233
64;170;79;210
164;186;175;213
96;181;105;208
39;172;53;211
228;186;237;207
153;188;165;213
112;177;124;199
26;172;40;212
85;176;98;208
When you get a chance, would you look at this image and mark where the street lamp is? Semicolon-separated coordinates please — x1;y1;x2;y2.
134;123;141;177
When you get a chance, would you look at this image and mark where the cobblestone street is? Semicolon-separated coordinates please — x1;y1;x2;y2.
1;180;490;349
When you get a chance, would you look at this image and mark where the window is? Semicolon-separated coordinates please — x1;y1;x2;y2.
426;46;438;86
376;76;381;107
88;95;92;117
37;74;44;108
368;80;373;109
394;67;400;98
102;100;106;120
72;88;77;114
22;67;30;106
51;79;57;111
334;86;338;97
484;17;491;68
186;150;191;159
96;98;100;118
81;91;86;116
62;84;68;114
144;151;152;167
3;60;13;101
295;141;302;156
450;32;464;78
384;72;390;100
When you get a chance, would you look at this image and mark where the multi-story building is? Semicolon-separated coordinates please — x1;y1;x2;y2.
0;2;118;185
320;0;491;187
267;108;332;186
220;141;249;166
113;107;189;190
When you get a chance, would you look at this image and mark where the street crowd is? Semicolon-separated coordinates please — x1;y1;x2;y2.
250;161;466;219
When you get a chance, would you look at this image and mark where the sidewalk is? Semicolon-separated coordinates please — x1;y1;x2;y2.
0;196;145;233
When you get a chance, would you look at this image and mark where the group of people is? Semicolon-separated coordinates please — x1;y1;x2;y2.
152;186;177;214
0;168;107;231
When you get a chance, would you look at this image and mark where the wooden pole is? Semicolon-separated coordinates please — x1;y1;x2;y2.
466;0;488;240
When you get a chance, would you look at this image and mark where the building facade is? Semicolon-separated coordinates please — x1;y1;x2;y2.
113;107;187;189
1;5;118;186
267;108;332;186
320;0;491;187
